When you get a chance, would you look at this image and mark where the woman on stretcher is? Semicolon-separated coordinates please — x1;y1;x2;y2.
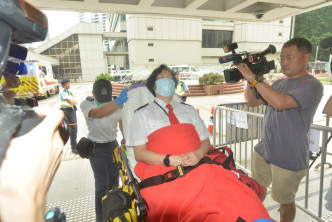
126;64;272;222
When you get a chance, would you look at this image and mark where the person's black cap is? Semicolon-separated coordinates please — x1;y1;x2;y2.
93;79;112;103
61;78;70;85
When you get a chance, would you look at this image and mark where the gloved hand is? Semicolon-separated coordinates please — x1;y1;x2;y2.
121;138;126;145
115;88;128;105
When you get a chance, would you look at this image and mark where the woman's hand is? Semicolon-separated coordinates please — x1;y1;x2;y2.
180;138;211;166
169;155;182;167
181;151;202;166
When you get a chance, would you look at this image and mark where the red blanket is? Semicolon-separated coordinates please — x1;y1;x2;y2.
135;123;271;222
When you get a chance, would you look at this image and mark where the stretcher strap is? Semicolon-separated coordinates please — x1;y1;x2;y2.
139;156;213;190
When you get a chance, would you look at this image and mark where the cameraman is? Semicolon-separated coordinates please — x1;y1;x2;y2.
237;37;323;222
0;107;64;222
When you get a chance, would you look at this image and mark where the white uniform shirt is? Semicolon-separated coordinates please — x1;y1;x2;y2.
80;100;122;143
126;97;210;146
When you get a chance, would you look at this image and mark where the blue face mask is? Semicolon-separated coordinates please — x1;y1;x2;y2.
155;78;175;97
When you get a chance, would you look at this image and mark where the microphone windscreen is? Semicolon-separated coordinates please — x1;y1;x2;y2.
319;36;332;49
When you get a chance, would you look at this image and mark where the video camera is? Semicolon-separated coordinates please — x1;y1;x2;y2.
220;43;276;83
0;0;69;165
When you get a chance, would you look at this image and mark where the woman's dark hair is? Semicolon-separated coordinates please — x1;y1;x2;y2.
146;64;178;97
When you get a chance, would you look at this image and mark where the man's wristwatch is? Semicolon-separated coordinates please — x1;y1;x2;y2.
163;154;171;167
250;75;265;88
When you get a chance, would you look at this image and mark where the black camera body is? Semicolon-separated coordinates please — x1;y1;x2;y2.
0;0;69;166
221;43;276;83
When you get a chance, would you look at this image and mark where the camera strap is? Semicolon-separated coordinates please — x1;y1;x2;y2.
254;88;268;104
0;94;25;166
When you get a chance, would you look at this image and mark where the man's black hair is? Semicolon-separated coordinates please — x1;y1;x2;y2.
93;78;112;103
146;64;178;97
282;37;312;55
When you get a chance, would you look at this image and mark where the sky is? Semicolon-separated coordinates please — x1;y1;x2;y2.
30;11;79;47
44;10;79;39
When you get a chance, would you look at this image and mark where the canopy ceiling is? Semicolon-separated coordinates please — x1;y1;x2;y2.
28;0;332;22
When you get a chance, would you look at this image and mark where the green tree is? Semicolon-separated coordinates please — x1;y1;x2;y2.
96;73;115;82
199;73;224;85
294;5;332;61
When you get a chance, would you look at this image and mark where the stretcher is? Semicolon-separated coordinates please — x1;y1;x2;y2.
103;83;274;222
108;145;276;222
109;145;148;222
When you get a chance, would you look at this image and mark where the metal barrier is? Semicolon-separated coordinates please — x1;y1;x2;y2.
212;102;332;222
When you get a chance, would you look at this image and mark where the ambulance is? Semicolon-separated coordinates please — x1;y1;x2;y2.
1;60;59;99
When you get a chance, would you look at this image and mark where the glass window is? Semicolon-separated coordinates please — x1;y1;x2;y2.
67;41;74;48
50;48;56;55
202;30;233;48
63;42;69;48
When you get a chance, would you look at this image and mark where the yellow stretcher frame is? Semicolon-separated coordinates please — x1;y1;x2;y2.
113;145;148;222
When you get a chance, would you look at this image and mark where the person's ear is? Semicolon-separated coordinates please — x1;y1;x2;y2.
304;53;311;63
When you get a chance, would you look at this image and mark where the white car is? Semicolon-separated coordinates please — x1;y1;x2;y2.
169;65;200;80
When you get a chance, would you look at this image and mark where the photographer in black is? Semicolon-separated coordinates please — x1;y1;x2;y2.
0;106;65;222
237;37;323;222
0;1;68;221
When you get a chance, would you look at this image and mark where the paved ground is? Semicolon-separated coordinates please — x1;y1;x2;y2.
43;82;332;222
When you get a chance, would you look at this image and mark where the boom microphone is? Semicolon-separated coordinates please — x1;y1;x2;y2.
319;36;332;49
259;44;276;57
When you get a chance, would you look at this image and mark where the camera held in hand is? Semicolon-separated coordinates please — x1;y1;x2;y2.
0;97;70;143
0;0;71;164
14;97;39;107
219;43;276;83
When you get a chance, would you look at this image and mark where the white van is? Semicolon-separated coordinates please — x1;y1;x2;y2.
169;65;200;80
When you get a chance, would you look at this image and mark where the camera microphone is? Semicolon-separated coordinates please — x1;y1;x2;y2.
219;54;233;64
259;44;276;57
319;36;332;49
223;43;238;53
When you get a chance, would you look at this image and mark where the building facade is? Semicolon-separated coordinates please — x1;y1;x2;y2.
33;14;291;82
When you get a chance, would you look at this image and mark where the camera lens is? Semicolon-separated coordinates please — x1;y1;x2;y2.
58;118;70;144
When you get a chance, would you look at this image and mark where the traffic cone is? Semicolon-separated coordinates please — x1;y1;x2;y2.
196;108;199;114
208;106;215;134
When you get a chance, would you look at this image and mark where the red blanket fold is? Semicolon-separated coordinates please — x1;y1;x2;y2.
134;123;271;222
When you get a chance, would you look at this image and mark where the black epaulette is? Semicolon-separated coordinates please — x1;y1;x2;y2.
134;103;149;112
180;102;193;107
86;96;94;102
